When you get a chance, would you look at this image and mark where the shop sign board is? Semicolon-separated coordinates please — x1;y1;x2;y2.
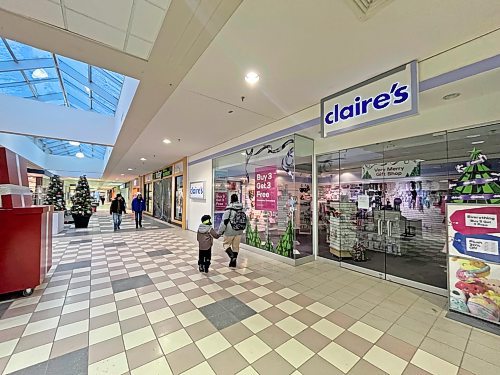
189;181;205;200
215;192;227;211
162;167;172;178
447;204;500;325
215;170;228;180
321;61;418;137
362;160;420;180
153;170;163;180
145;174;152;182
255;166;277;211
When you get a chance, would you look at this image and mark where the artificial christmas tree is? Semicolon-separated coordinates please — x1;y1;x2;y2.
275;220;294;258
450;148;500;204
71;175;93;228
44;175;66;211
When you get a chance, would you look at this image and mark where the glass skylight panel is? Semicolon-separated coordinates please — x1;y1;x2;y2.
34;137;108;160
6;39;51;60
0;84;32;98
91;67;123;99
57;56;88;79
0;70;25;85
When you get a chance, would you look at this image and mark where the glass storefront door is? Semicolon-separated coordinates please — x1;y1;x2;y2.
153;178;172;222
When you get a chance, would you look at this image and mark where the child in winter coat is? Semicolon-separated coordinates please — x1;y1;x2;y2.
197;215;221;273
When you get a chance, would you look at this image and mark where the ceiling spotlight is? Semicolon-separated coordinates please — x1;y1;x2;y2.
245;71;260;84
128;168;133;171
162;139;172;144
68;141;80;146
443;93;460;100
121;173;125;176
471;140;485;145
75;152;85;158
140;157;147;161
31;68;48;79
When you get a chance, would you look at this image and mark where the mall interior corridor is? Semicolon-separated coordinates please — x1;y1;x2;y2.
0;210;498;375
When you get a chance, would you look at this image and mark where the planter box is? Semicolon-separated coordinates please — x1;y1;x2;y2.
52;211;65;235
73;214;91;229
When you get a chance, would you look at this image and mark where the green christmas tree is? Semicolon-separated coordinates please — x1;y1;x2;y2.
263;232;273;252
71;175;93;216
44;175;66;211
246;224;262;248
451;148;500;204
275;221;294;258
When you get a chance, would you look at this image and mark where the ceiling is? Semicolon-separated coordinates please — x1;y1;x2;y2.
0;0;500;184
0;0;172;59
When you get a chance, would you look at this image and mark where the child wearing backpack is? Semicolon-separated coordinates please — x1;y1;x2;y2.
219;194;247;268
197;215;221;273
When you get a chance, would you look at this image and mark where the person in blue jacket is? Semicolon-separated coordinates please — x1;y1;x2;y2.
131;193;146;229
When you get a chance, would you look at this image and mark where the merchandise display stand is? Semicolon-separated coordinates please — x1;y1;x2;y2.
329;202;357;258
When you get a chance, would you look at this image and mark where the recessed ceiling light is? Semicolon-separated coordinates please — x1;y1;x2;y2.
466;134;481;138
443;93;460;100
121;173;125;176
162;139;172;144
128;168;133;171
140;157;147;161
31;68;48;79
245;71;260;84
68;141;80;146
75;152;85;158
471;140;485;145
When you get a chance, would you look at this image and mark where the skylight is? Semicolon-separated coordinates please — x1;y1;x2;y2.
32;137;109;160
0;37;125;116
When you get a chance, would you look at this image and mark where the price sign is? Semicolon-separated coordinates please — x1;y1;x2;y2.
255;166;277;211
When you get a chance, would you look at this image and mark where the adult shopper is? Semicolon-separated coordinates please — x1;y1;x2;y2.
110;194;126;231
131;193;146;229
219;194;247;267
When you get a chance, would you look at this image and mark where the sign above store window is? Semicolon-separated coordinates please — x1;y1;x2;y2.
162;167;172;178
145;174;152;182
321;61;418;138
189;181;205;200
362;160;421;180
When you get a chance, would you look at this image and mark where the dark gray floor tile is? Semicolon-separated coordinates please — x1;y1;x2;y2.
55;260;91;272
46;348;88;375
104;242;126;248
230;304;256;321
146;249;172;257
199;303;226;318
208;311;240;330
9;361;48;375
0;301;12;317
111;274;153;293
218;297;243;311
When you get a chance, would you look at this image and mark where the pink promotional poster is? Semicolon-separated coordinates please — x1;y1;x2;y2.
215;192;227;211
255;166;277;211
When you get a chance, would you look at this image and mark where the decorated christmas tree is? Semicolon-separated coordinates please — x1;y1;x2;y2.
245;223;262;248
275;221;294;258
71;175;93;216
450;148;500;204
44;175;66;211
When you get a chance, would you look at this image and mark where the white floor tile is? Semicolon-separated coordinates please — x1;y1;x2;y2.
0;339;19;359
4;343;52;374
89;322;122;345
123;326;156;350
23;316;60;336
131;357;173;375
178;310;205;327
90;302;117;318
276;338;314;368
191;295;216;308
311;319;344;340
276;300;302;315
181;361;216;375
118;305;145;321
319;342;360;373
62;300;90;315
364;345;408;375
276;316;307;336
195;332;231;359
158;329;193;354
411;349;459;375
147;307;174;324
235;335;272;364
348;321;384;343
164;293;188;306
55;319;89;341
306;302;334;317
88;352;129;375
247;298;272;313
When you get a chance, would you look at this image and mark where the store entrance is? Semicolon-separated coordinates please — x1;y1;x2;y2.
317;132;448;293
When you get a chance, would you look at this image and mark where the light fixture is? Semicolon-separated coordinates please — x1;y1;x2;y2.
128;168;134;171
121;173;125;176
31;68;48;79
443;93;460;100
245;71;260;84
68;141;80;146
140;157;147;161
75;152;85;158
241;152;246;156
466;134;481;138
162;138;172;144
471;140;485;145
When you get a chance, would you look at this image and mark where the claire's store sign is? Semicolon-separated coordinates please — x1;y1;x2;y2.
189;181;205;200
321;61;418;137
255;166;277;212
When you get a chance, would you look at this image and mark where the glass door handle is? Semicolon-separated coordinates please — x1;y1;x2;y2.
387;220;392;237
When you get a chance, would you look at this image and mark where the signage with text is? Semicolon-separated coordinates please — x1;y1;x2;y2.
362;160;420;180
189;181;205;200
255;166;277;211
321;61;418;137
215;192;227;211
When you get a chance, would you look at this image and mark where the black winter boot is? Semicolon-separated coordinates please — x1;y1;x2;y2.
229;252;238;268
225;247;234;259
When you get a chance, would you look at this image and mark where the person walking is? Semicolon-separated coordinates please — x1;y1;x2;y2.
110;194;126;231
131;193;146;229
100;195;105;205
197;215;220;273
219;194;247;268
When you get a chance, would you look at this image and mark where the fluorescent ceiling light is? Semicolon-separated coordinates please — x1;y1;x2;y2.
140;157;147;161
75;152;85;158
128;168;133;171
121;173;125;176
471;140;485;145
466;134;481;138
31;68;48;79
68;141;80;146
245;72;260;84
162;138;172;144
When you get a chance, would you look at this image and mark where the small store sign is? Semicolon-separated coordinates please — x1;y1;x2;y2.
321;61;418;137
189;181;205;200
362;160;420;180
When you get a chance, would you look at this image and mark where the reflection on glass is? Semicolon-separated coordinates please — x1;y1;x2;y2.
174;176;184;221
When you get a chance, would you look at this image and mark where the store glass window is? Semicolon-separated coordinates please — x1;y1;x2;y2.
174;175;184;221
213;134;314;259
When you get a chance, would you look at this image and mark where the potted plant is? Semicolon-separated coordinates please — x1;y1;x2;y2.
71;175;93;228
44;175;66;234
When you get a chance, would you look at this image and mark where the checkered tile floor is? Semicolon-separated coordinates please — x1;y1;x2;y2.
1;210;499;374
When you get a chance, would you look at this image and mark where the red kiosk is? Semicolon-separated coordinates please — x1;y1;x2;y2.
0;147;52;296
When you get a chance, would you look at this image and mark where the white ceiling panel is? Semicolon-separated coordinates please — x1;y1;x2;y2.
126;35;153;58
131;0;167;42
66;9;126;50
0;0;64;27
64;0;133;31
146;0;173;11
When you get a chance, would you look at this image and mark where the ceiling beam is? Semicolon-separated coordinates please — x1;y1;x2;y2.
0;57;54;72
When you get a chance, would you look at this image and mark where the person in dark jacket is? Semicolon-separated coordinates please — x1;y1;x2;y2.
218;194;246;268
197;215;221;273
110;194;126;231
131;193;146;229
